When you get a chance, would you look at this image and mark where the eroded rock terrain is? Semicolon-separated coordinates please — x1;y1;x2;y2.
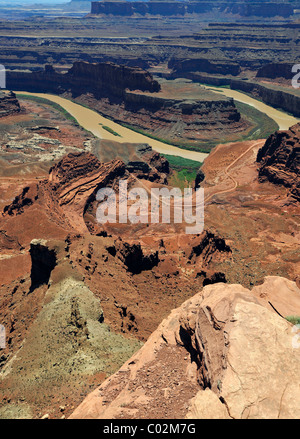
257;123;300;201
0;6;299;419
70;277;300;419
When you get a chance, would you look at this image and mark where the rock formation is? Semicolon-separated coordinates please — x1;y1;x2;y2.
194;168;205;190
257;123;300;201
6;62;160;99
70;277;300;419
90;1;293;18
0;91;20;118
168;58;241;77
6;62;244;146
256;62;295;80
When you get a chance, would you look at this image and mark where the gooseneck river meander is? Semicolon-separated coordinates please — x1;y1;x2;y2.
16;88;299;163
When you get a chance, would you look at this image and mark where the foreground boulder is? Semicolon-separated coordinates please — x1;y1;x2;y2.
70;277;300;419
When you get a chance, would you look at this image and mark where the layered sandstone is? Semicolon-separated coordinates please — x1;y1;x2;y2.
7;63;244;146
257;123;300;201
168;58;241;77
70;277;300;419
7;62;160;98
256;62;295;81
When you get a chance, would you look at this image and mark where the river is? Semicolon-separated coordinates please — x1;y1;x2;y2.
16;89;299;163
202;85;299;131
16;92;208;163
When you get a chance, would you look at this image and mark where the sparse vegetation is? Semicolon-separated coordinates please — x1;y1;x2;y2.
163;154;201;188
16;94;79;125
101;125;122;137
120;123;209;153
286;316;300;326
163;154;202;171
234;101;279;140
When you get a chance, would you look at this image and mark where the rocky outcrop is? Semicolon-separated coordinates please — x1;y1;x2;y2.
188;230;232;265
70;277;300;419
90;91;243;143
0;91;20;118
6;61;161;99
67;61;161;95
256;63;295;80
168;58;240;76
29;239;58;292
47;152;126;232
3;186;39;216
114;238;159;274
2;151;171;237
173;72;300;118
257;123;300;201
0;231;23;252
194;168;205;190
127;145;170;183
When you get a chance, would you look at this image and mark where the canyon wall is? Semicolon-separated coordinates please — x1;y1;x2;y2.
257;123;300;201
90;1;294;18
168;58;241;77
6;62;244;144
0;91;20;117
256;63;296;80
169;71;300;118
230;79;300;118
6;62;161;99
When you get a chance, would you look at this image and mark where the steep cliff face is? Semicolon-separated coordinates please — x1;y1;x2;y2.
219;1;293;17
174;72;300;118
6;62;161;98
0;91;20;117
67;61;161;95
230;79;300;117
256;63;295;80
257;123;300;201
168;58;241;76
91;1;197;16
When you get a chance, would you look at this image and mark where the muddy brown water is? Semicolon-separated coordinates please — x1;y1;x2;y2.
203;85;299;131
16;92;208;163
16;90;299;164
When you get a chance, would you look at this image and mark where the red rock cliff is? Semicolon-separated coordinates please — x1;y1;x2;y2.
257;123;300;201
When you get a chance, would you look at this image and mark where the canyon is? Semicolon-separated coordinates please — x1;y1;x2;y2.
0;0;299;421
7;63;248;148
0;90;299;418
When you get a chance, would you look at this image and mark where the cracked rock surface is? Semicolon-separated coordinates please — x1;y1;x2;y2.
70;277;300;419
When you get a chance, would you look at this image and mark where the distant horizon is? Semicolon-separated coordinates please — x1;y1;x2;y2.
0;0;71;5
